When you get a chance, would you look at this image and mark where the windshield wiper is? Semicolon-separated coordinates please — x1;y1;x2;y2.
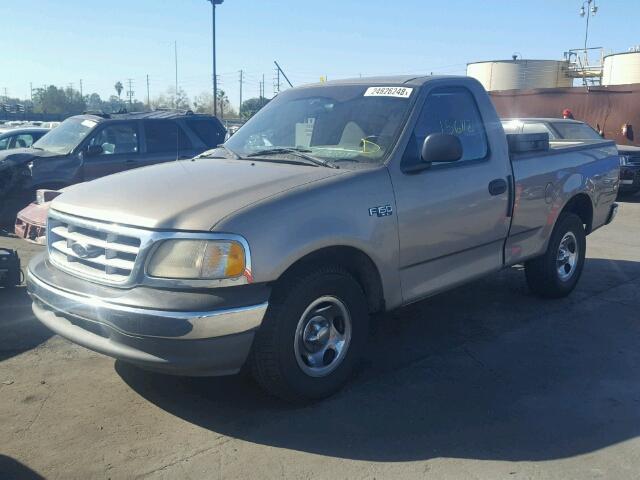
194;144;240;160
247;147;338;169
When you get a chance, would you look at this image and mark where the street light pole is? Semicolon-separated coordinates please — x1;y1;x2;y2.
208;0;223;117
579;0;598;56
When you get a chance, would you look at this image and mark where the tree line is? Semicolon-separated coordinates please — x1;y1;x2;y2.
2;82;271;120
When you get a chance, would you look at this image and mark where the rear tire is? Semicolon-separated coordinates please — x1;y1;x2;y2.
250;265;369;402
525;213;586;298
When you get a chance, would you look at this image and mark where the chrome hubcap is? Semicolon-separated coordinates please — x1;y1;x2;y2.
294;296;352;377
557;231;578;281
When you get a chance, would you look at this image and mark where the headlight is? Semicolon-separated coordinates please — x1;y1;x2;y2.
620;155;630;166
147;239;246;279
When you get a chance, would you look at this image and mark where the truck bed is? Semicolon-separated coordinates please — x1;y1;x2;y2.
505;138;620;266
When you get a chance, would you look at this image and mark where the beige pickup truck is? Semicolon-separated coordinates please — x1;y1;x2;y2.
27;76;619;401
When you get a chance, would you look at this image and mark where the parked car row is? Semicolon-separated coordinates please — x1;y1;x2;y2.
0;127;49;150
23;76;620;401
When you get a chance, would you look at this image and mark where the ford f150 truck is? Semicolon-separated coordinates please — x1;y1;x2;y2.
27;76;620;401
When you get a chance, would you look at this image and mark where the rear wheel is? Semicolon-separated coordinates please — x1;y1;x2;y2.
525;213;586;298
250;265;369;402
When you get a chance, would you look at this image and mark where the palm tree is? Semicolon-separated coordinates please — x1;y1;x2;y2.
216;89;227;119
114;81;123;100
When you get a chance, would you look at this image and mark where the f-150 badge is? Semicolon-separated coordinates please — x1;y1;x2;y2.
369;205;393;217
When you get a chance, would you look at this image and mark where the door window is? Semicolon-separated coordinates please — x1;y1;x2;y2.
13;133;36;148
405;87;488;167
144;121;193;153
0;137;9;149
88;123;139;155
185;119;225;148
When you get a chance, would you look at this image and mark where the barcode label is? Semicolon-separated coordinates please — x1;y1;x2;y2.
364;87;413;98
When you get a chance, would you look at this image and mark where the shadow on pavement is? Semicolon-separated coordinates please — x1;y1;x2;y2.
117;257;640;462
0;286;52;362
0;455;45;480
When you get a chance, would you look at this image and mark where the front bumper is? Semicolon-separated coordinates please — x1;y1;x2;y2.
14;202;48;244
619;165;640;192
27;254;269;376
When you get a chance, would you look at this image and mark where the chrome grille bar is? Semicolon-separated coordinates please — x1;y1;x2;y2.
47;210;144;286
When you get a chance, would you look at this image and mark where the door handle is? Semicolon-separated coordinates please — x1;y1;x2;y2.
125;159;137;164
488;179;508;196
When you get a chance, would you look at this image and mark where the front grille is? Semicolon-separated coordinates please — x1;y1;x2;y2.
48;212;142;285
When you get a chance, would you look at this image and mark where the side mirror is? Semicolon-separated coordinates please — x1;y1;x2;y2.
421;133;463;164
85;144;103;156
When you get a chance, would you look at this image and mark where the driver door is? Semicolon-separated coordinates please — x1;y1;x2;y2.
82;121;140;180
390;86;511;303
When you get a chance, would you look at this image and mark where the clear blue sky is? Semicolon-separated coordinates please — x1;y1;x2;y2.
2;0;638;110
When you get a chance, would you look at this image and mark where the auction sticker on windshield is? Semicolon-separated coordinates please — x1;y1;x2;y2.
81;120;97;128
364;87;413;98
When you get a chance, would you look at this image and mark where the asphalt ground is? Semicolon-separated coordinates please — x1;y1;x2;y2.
1;194;639;479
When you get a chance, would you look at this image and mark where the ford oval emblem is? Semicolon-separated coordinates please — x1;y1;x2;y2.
71;242;101;259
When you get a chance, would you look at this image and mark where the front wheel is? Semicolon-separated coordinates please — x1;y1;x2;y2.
250;265;369;402
525;213;586;298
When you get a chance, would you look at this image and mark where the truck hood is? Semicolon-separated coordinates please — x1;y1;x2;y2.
51;158;344;230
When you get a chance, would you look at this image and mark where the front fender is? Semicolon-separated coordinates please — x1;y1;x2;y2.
214;167;403;310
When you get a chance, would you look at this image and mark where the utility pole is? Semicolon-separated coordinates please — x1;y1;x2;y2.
30;82;33;102
79;79;83;98
215;74;222;117
274;65;280;96
238;69;243;117
146;74;150;109
207;0;224;117
274;61;293;88
126;78;135;107
174;40;178;107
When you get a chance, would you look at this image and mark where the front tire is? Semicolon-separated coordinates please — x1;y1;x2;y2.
250;265;369;402
525;213;586;298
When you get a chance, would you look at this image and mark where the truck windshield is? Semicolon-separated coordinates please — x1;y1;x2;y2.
32;117;97;154
226;85;415;166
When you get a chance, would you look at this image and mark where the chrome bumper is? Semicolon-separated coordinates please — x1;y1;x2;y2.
28;270;267;340
27;266;269;376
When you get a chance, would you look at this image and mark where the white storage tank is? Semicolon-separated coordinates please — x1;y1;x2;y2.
602;51;640;86
467;59;572;91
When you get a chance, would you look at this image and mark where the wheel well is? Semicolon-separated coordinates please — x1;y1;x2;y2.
277;246;385;314
561;193;594;234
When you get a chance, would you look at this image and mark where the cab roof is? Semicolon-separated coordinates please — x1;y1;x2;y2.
300;75;470;89
74;110;218;122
